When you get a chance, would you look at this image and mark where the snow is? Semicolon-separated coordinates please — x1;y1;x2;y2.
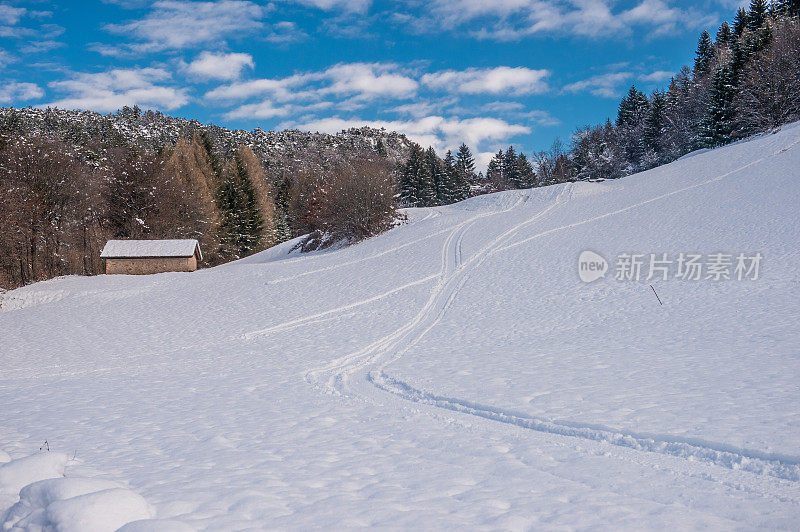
1;123;800;529
0;453;67;499
100;240;201;259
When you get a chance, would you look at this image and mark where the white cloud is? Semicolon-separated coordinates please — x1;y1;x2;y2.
105;0;267;51
187;51;254;81
46;67;189;112
639;70;674;83
225;100;292;119
291;115;529;157
207;62;417;103
563;71;633;98
0;49;16;69
289;0;371;13
406;0;714;41
0;5;26;25
0;82;44;104
225;100;332;120
205;74;314;101
421;66;550;95
321;63;418;99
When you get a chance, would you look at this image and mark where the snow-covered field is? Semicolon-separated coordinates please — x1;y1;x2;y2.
2;123;800;530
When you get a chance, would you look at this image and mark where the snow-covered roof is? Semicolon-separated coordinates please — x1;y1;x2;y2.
100;239;202;260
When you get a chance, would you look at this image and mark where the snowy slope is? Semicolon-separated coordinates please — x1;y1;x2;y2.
2;123;800;530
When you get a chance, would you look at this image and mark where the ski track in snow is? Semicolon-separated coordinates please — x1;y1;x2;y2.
301;139;800;484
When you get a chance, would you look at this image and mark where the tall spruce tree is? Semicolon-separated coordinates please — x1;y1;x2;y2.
218;156;264;258
716;21;733;46
734;7;749;35
617;84;650;171
455;143;476;198
400;143;436;207
425;146;446;206
514;152;536;188
486;150;504;188
644;90;667;166
503;146;520;189
694;31;715;78
700;64;737;147
748;0;769;30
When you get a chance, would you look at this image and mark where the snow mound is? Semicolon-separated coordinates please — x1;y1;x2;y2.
0;451;9;464
0;453;67;496
42;489;152;532
1;477;121;530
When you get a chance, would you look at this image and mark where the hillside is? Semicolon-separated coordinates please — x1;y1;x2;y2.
0;106;414;172
1;122;799;529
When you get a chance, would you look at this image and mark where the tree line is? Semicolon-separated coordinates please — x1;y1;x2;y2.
398;0;800;206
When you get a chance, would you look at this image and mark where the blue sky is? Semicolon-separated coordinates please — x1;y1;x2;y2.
0;0;743;168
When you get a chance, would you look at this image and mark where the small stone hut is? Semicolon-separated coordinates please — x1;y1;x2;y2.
100;239;203;275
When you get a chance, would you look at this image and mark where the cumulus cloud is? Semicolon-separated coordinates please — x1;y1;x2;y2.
563;71;633;98
187;51;254;81
421;66;550;95
207;62;417;103
321;63;418;99
205;73;315;101
0;82;44;104
45;67;189;112
105;0;267;51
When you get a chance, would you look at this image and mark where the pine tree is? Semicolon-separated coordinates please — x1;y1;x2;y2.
503;146;520;188
218;155;264;258
693;31;715;79
734;8;749;36
700;64;737;148
716;21;733;46
454;143;475;198
616;84;650;171
399;144;435;207
440;151;460;204
748;0;769;30
425;146;446;206
399;143;425;206
486;150;504;189
644;90;667;166
514;152;536;188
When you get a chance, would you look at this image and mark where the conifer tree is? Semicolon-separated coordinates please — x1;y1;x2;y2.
717;21;733;46
218;155;264;258
644;90;667;165
734;8;749;36
700;64;737;147
399;143;435;207
514;152;536;188
617;85;650;171
486;150;504;189
454;143;476;198
748;0;769;30
694;31;715;78
425;146;446;206
503;146;520;188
